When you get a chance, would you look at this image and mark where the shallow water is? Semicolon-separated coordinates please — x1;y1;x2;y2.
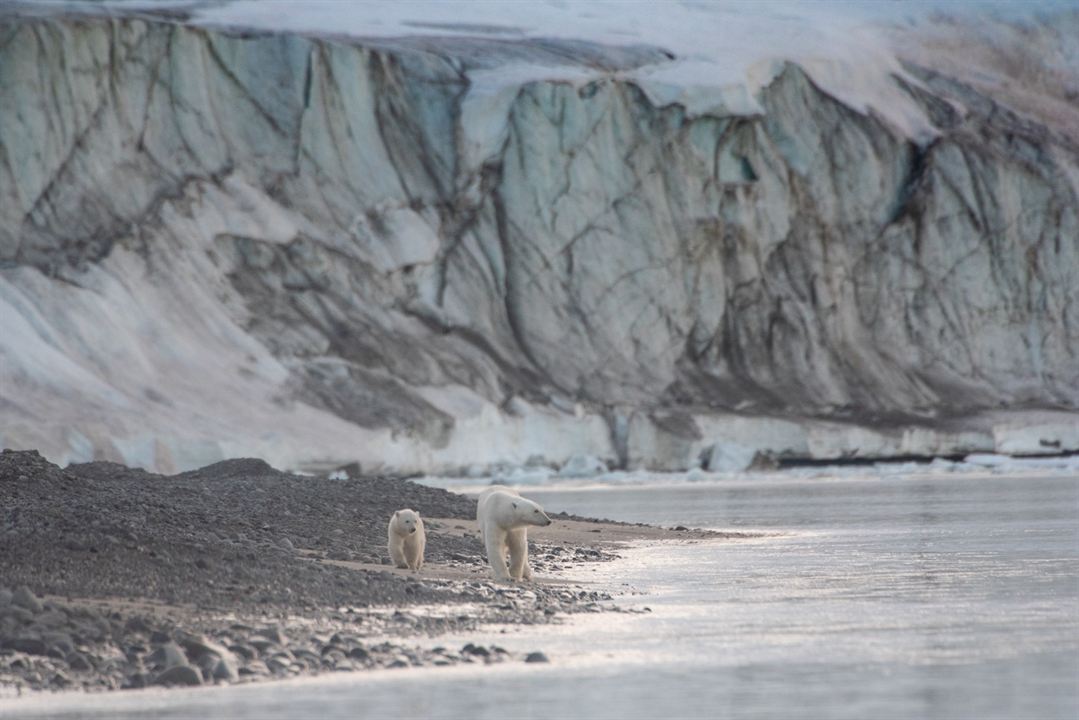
7;472;1078;719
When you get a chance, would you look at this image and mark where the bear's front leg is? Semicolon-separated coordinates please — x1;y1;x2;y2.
389;537;408;569
483;525;512;581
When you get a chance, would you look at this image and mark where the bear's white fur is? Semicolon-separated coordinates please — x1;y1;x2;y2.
387;509;425;572
476;485;551;581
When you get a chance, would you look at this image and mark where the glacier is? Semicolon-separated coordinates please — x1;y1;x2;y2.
0;1;1077;473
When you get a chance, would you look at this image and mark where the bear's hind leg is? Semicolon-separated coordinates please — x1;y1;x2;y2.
412;532;426;572
507;528;530;581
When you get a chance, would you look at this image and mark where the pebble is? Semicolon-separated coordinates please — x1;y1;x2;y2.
147;642;188;670
265;656;291;674
239;660;268;676
124;672;150;690
192;652;219;678
67;651;94;671
249;638;278;654
228;644;256;660
36;610;68;629
212;656;239;682
255;627;285;645
43;631;75;656
293;649;322;665
461;643;489;658
179;634;236;666
124;616;152;634
270;648;296;662
12;586;43;614
4;636;47;655
524;651;549;663
0;588;12;608
4;605;35;624
154;664;203;687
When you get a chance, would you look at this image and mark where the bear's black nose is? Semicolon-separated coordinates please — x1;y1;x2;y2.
409;528;416;533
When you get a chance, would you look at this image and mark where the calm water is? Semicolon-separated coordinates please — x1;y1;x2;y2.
7;472;1078;720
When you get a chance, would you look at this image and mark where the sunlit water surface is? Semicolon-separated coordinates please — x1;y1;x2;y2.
6;472;1078;719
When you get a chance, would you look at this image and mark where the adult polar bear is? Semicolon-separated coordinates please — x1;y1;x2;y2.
476;486;552;581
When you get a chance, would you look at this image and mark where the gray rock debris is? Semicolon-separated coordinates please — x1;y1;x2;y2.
146;642;189;671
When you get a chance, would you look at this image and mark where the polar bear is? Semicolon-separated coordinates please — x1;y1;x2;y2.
476;486;552;581
387;509;425;571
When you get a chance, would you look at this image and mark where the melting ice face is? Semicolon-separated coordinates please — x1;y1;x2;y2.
2;0;1076;475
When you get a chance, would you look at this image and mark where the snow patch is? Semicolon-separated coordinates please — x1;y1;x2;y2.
153;0;1064;142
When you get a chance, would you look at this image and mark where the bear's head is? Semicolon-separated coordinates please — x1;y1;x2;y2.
392;509;421;535
512;498;552;527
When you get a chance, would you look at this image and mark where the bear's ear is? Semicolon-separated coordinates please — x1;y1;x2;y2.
512;502;517;509
393;511;398;518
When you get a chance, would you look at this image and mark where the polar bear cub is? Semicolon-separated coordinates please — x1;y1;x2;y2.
476;485;552;581
387;509;425;571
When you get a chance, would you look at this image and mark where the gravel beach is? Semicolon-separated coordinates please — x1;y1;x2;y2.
0;449;720;696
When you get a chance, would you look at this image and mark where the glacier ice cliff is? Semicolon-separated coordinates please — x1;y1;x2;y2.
1;3;1077;473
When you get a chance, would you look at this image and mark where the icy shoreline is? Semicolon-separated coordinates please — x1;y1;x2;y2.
421;448;1079;496
8;398;1078;478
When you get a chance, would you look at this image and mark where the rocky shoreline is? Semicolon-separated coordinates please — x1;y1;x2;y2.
0;449;715;696
0;581;604;695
